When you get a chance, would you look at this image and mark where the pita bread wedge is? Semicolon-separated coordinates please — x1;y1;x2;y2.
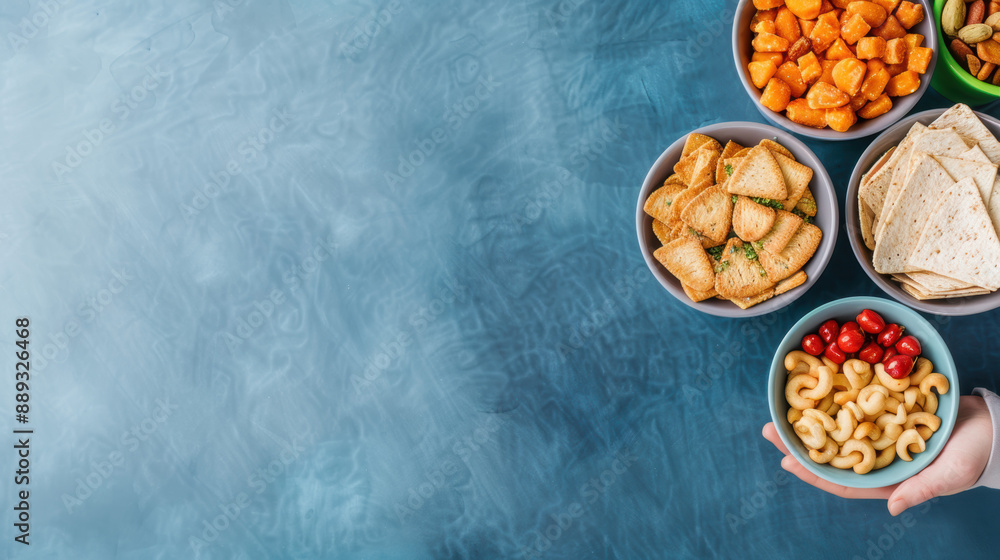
932;155;998;205
681;185;733;243
674;146;707;184
652;219;673;245
901;284;991;300
716;140;746;184
719;156;745;183
732;196;776;242
761;139;794;160
757;222;822;283
859;198;877;251
989;187;1000;237
653;236;716;292
795;187;817;217
729;288;775;309
726;146;788;200
759;209;804;255
907;177;1000;290
775;270;808;295
682;133;722;158
643;182;687;224
873;153;956;274
668;184;709;223
714;238;775;299
960;145;992;164
859;123;926;217
772;152;812;211
899;271;978;292
929;103;1000;164
878;129;971;235
682;283;719;303
690;148;721;189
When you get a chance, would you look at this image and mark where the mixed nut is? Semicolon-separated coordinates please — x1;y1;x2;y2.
943;0;1000;85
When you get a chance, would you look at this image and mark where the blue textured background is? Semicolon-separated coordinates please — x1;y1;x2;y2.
2;0;1000;558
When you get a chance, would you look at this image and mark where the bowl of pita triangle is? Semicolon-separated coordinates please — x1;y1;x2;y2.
637;121;838;317
849;103;1000;315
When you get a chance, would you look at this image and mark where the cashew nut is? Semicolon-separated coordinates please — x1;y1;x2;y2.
844;359;873;390
816;392;835;415
786;374;818;410
821;356;840;372
875;363;910;392
832;373;852;391
916;426;933;441
903;386;923;412
830;408;858;443
785;350;823;374
904;411;941;433
843;401;865;424
872;422;902;450
854;421;882;441
826;403;841;417
803;408;837;431
874;445;896;470
829;451;863;470
834;388;861;405
896;428;926;461
923;391;938;415
809;439;839;464
919;373;950;397
794;416;827;449
908;357;934;386
883;397;902;414
840;439;876;474
787;407;803;423
858;385;889;416
788;362;811;377
801;366;834;400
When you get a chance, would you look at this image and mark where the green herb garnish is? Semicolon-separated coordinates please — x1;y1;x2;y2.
731;195;738;204
714;261;730;273
725;164;734;176
707;245;725;261
750;197;785;209
743;244;759;261
792;208;814;224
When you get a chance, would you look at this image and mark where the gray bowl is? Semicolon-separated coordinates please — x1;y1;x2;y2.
636;122;838;318
846;108;1000;315
732;0;937;141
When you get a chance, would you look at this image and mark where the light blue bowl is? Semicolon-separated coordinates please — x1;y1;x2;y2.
768;296;959;488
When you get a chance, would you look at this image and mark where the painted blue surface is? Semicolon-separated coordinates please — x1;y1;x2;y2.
1;0;999;558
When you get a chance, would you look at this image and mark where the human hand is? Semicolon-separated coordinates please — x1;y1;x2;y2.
762;395;993;516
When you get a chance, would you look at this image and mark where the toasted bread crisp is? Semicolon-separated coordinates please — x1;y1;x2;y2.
682;185;734;243
859;122;925;217
732;196;776;242
761;139;794;160
668;184;710;223
859;199;876;251
682;283;718;303
716;140;746;184
643;182;687;224
929;103;1000;163
933;155;998;206
653;237;715;292
690;148;721;189
714;238;775;299
727;146;788;200
757;222;822;283
651;219;672;245
759;209;804;255
795;187;817;217
775;270;808;295
675;145;717;185
729;288;775;309
772;152;813;211
682;133;722;158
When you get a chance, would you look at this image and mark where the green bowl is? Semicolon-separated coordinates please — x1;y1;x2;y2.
931;0;1000;105
768;297;959;489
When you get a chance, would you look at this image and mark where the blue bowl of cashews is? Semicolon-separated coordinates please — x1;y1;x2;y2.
768;296;959;489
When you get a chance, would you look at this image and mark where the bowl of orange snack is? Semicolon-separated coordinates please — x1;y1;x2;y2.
734;0;938;139
768;296;958;488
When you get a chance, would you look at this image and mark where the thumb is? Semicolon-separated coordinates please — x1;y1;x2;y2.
887;469;948;516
